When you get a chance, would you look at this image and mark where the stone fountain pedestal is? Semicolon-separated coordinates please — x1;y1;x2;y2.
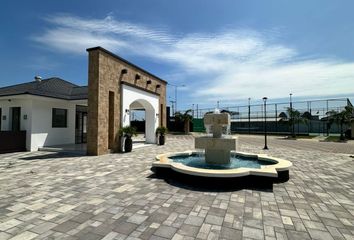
195;112;236;165
195;137;236;164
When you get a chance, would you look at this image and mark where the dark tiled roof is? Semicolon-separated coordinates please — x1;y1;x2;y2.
0;77;88;100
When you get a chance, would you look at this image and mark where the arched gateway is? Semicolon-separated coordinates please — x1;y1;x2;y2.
86;47;167;155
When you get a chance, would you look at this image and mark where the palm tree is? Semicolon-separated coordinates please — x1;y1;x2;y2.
327;106;354;140
280;107;308;138
175;109;193;134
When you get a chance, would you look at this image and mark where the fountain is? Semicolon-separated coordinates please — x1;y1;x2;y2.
152;110;292;181
195;110;236;164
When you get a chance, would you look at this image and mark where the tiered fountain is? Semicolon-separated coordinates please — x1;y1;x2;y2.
195;110;236;164
152;110;292;180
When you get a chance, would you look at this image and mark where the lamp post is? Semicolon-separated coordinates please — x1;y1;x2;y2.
263;97;268;150
169;100;175;116
169;83;185;113
289;93;294;137
248;98;251;134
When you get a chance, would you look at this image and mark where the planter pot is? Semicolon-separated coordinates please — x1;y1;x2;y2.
118;136;124;153
159;135;165;145
124;136;133;152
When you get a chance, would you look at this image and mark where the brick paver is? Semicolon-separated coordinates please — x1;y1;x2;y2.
0;135;353;239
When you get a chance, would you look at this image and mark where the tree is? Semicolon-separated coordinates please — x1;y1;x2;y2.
302;111;313;134
326;105;354;140
280;107;308;138
175;109;193;134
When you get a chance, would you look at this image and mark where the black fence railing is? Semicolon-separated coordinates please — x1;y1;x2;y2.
177;98;353;135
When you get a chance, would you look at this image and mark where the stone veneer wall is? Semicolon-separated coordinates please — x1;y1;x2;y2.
87;47;167;155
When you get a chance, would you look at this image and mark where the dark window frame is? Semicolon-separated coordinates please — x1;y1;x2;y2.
52;108;68;128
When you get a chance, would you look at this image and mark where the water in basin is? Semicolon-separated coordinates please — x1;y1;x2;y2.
170;154;275;170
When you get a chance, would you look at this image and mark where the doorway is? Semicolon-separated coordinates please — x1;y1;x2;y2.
75;106;88;144
11;107;21;131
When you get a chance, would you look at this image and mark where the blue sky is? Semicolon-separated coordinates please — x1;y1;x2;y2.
1;0;354;109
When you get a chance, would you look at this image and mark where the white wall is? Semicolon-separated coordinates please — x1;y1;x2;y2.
0;95;78;151
0;97;32;150
121;84;159;143
30;98;76;151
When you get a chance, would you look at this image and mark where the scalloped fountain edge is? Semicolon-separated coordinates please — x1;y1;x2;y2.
152;151;292;178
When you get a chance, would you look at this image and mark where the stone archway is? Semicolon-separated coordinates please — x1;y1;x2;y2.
128;99;155;143
86;47;167;155
122;84;159;144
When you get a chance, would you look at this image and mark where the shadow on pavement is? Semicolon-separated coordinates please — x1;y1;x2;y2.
20;152;83;161
148;167;290;192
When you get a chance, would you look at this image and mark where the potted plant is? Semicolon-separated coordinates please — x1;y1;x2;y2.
119;126;137;152
156;126;168;145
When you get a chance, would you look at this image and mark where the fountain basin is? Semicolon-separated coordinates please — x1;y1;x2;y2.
152;151;292;178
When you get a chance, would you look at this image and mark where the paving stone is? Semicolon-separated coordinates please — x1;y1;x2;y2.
0;219;23;231
220;226;242;239
286;230;311;240
307;229;335;240
127;213;148;225
205;214;223;225
114;222;138;235
31;222;57;234
243;226;264;239
71;212;95;223
8;231;37;240
154;225;177;239
52;220;80;233
184;215;204;226
1;135;354;240
177;224;199;237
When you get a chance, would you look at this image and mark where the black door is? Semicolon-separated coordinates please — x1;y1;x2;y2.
82;112;87;143
11;107;21;132
0;108;2;131
75;111;87;143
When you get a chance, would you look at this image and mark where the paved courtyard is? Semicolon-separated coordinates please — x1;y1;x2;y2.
0;135;354;240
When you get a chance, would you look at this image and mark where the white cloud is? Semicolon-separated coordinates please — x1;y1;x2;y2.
32;14;354;103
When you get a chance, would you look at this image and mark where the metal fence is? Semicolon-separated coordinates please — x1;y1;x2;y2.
184;98;352;135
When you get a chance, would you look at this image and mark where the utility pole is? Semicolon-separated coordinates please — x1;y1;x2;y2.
168;83;185;113
263;97;268;150
248;98;251;134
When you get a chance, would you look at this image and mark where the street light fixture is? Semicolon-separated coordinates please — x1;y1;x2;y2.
263;97;268;150
169;83;185;113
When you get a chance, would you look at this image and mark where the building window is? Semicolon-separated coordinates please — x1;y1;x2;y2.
52;108;67;128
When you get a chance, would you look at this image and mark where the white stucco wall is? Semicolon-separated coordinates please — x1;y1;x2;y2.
0;95;79;151
0;96;32;150
121;84;159;143
30;98;76;151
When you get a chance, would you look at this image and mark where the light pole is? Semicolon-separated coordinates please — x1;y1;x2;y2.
169;83;185;113
248;98;251;134
289;93;294;137
263;97;268;150
169;100;175;116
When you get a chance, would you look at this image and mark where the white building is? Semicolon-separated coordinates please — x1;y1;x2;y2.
0;77;88;151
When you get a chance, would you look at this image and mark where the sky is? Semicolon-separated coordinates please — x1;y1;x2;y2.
1;0;354;110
